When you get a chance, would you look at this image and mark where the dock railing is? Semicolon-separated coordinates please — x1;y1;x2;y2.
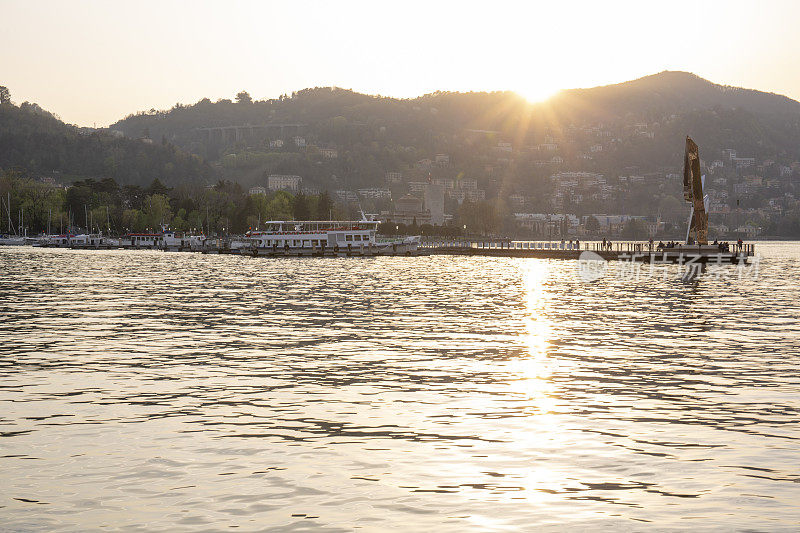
419;239;755;256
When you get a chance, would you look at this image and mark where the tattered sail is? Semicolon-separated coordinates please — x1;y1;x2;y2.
683;136;708;245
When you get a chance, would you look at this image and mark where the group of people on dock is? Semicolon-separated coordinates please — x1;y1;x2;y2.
655;241;681;250
654;238;744;252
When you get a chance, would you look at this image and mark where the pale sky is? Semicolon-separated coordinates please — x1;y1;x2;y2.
2;0;800;127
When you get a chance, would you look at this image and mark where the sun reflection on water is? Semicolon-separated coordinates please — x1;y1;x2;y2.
513;260;555;414
506;260;572;504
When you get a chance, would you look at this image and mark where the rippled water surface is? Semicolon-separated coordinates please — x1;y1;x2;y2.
1;244;800;531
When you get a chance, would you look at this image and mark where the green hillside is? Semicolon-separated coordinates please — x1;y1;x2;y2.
0;93;215;186
108;72;800;193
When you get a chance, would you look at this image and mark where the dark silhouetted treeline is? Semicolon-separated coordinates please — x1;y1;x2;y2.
0;91;216;187
0;170;340;235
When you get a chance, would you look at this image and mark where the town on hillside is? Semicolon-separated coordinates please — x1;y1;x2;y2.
237;136;797;240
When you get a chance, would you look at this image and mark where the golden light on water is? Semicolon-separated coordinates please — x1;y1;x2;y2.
513;260;555;414
509;261;570;504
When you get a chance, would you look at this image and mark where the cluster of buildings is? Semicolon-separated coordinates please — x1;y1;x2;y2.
549;171;615;209
242;117;799;237
383;184;445;226
513;213;664;239
701;149;800;237
248;174;303;195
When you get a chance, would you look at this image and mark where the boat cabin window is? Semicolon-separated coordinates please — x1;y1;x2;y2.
345;235;352;241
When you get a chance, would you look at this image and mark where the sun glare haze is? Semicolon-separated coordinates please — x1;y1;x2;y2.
2;0;800;125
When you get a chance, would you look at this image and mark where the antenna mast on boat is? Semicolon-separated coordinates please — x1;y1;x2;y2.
5;192;11;234
354;192;367;222
683;136;708;245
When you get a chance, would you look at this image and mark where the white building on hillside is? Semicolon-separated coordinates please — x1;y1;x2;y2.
385;171;403;183
357;188;391;200
268;174;302;192
459;178;478;190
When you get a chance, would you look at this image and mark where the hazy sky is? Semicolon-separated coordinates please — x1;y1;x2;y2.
3;0;800;127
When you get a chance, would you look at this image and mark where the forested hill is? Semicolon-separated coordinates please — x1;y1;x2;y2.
0;92;215;186
106;71;800;191
4;72;800;192
548;71;800;120
112;71;800;142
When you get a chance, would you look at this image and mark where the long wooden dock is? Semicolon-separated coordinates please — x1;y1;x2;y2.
419;240;755;263
13;238;757;264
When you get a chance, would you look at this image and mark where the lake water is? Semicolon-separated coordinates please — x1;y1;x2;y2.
1;244;799;531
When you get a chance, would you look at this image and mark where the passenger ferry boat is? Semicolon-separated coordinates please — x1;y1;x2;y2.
69;233;113;248
120;233;164;248
162;230;205;251
33;234;70;247
242;219;419;256
119;230;204;251
30;233;110;248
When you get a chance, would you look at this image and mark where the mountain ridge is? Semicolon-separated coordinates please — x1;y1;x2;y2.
103;71;800;192
548;70;800;118
3;71;800;191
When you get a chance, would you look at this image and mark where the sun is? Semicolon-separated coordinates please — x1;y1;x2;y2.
516;86;560;103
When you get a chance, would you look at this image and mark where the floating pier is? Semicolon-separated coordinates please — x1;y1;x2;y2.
419;240;755;264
